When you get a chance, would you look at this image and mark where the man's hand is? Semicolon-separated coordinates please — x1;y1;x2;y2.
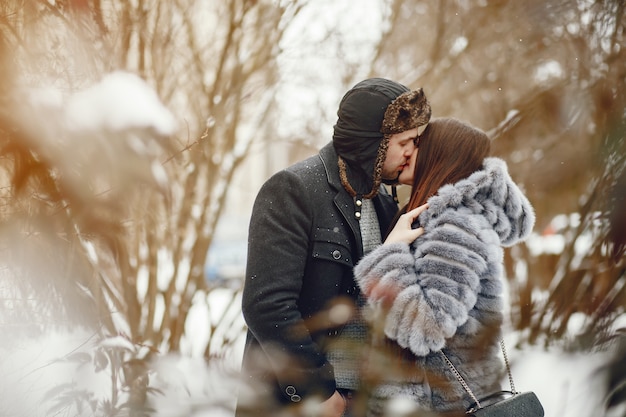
319;390;346;417
384;203;429;245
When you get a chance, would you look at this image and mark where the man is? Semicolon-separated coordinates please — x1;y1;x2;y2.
237;78;431;417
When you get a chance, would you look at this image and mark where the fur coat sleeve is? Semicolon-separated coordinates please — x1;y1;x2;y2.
355;157;535;357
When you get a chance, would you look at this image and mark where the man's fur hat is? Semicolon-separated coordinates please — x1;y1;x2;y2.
333;79;431;201
381;89;431;135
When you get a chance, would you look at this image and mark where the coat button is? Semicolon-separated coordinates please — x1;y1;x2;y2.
332;250;341;260
285;385;301;402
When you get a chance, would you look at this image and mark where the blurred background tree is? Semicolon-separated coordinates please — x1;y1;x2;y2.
0;0;624;415
367;0;626;348
0;0;307;414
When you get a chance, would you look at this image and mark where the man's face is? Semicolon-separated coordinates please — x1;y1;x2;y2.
381;127;419;181
398;146;417;185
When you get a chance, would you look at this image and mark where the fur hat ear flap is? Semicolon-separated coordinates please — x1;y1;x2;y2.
381;88;431;135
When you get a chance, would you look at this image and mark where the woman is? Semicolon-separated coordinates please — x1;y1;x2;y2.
354;117;535;415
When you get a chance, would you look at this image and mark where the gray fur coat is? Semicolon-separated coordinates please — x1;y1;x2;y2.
354;157;535;414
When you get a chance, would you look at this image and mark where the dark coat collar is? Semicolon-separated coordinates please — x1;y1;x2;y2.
319;142;343;192
319;143;361;252
318;142;398;257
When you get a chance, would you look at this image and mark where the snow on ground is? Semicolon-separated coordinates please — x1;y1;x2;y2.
0;290;619;417
0;329;110;417
508;340;611;417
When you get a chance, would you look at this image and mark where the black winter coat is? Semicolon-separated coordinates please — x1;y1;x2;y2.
237;142;398;410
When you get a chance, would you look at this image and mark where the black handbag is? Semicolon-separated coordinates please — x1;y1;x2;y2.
440;341;545;417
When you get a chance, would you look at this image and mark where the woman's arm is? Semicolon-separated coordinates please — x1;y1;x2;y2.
355;205;427;308
356;208;491;356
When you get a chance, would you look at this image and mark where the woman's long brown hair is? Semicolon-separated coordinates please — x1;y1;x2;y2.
389;117;491;232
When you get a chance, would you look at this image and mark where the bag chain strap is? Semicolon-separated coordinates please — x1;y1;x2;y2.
440;350;482;407
439;339;517;410
499;339;516;394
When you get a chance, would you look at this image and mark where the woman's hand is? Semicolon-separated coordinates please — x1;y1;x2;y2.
384;203;429;245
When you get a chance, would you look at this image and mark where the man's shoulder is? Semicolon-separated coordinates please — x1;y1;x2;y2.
286;153;324;174
260;151;327;192
258;142;344;198
286;143;334;171
260;154;323;188
279;142;336;180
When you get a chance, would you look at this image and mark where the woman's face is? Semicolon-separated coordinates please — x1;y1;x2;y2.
398;146;417;185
